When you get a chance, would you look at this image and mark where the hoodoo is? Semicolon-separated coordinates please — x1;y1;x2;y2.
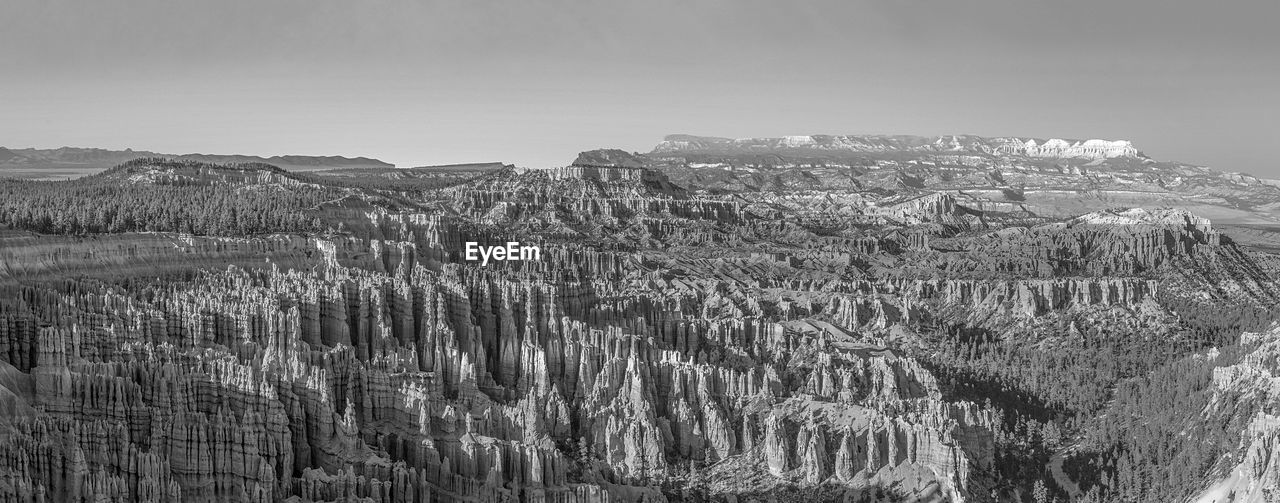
0;140;1277;502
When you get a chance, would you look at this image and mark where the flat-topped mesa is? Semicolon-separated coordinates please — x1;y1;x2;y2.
553;148;678;186
652;134;1144;160
571;148;647;169
91;157;310;187
1068;207;1219;245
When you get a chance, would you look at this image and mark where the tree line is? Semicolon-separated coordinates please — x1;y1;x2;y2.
0;159;342;235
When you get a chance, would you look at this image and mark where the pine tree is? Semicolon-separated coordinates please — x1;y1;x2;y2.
1032;479;1049;503
1042;421;1062;448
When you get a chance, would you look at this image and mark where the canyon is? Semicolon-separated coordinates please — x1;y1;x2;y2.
0;136;1278;502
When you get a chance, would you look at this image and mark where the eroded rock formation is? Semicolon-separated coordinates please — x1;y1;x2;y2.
0;150;1276;503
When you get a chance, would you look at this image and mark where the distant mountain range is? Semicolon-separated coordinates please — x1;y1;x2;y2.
651;134;1143;160
0;146;394;177
557;133;1280;230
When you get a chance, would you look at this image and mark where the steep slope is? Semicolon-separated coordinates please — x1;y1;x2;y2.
1192;327;1280;503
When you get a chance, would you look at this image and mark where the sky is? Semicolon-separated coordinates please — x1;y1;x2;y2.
2;0;1277;173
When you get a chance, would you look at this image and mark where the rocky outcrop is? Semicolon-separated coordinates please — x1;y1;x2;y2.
1193;329;1280;503
570;150;648;170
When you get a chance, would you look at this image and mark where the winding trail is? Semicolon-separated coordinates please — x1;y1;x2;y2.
1047;449;1082;499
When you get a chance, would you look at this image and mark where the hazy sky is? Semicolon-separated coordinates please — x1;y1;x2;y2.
2;0;1277;173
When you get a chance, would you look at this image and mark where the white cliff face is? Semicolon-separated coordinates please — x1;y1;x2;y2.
780;135;818;148
1013;138;1139;159
1195;414;1280;503
1194;329;1280;503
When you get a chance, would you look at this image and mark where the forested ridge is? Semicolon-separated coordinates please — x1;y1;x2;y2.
0;158;338;235
1062;347;1257;502
920;291;1280;501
